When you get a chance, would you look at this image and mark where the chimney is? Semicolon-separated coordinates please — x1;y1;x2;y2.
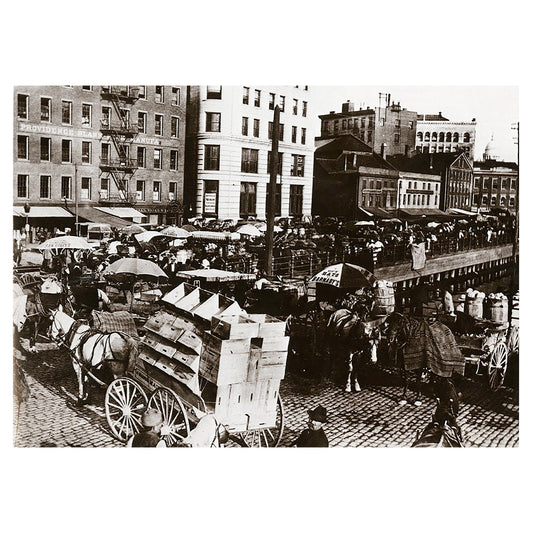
381;143;387;159
439;111;442;117
342;100;355;113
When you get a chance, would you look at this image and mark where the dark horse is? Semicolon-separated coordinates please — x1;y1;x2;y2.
327;308;382;392
412;377;464;447
383;312;465;406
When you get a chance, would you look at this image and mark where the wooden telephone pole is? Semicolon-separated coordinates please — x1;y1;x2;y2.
265;105;280;276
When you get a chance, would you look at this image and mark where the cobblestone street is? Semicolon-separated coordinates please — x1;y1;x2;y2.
14;337;518;448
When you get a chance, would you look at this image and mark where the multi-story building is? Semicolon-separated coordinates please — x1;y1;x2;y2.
472;139;518;212
390;152;473;211
14;85;187;228
387;155;443;214
313;134;398;218
184;85;314;221
416;112;476;160
318;96;418;159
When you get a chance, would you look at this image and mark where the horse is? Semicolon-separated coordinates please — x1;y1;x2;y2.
327;308;381;392
412;377;464;447
383;312;465;406
48;308;138;405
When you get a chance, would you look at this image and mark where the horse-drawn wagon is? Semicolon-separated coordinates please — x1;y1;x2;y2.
454;320;518;391
81;282;289;447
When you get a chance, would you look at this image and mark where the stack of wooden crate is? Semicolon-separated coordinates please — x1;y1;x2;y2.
132;283;289;432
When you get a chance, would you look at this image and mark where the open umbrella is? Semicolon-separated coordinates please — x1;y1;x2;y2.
39;236;94;250
236;224;263;237
134;231;174;243
310;263;377;289
355;220;375;226
161;226;191;238
181;224;198;233
119;224;146;236
103;257;168;282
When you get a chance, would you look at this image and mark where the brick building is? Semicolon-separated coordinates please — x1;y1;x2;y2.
14;85;187;229
318;96;418;159
312;134;398;218
472;139;518;212
184;85;314;220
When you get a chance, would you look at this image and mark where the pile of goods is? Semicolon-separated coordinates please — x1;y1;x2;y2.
133;283;289;432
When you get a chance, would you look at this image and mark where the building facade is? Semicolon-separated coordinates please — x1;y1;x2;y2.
184;85;314;221
416;113;476;160
472;143;518;213
14;85;187;226
318;97;418;159
313;134;398;218
396;172;442;211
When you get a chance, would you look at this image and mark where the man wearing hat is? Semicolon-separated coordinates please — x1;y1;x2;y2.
127;408;167;448
291;405;329;447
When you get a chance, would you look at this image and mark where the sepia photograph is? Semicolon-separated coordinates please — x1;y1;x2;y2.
12;84;519;449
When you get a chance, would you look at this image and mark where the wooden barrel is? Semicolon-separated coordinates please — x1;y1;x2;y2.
465;295;484;319
489;295;508;324
374;285;395;315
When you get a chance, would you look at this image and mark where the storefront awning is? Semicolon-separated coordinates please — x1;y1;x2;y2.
399;208;449;218
190;231;241;242
94;207;146;223
447;208;477;216
77;206;130;228
13;206;74;218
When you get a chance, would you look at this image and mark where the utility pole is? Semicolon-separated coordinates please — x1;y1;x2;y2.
265;105;280;276
511;122;519;290
74;163;78;235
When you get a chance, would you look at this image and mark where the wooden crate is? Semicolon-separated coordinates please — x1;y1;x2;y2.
214;379;281;431
201;331;251;359
144;311;178;335
199;351;250;386
251;336;290;352
247;347;287;382
211;315;260;340
247;314;287;338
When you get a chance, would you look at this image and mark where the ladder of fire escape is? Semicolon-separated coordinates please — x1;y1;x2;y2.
100;88;139;203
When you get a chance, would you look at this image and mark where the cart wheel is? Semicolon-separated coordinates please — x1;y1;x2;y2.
105;377;148;442
234;395;284;448
148;387;190;447
488;341;508;391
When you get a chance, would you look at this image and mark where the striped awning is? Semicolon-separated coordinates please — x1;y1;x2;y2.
94;207;146;223
190;231;241;242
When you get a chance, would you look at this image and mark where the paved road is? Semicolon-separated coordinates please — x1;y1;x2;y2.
13;336;518;448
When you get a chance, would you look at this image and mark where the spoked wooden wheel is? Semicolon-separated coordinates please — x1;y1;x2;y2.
105;377;148;442
148;387;190;447
234;395;284;448
488;341;508;391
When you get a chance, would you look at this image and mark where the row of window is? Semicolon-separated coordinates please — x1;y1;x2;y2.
399;181;439;191
17;88;181;120
240;116;307;144
16;136;181;171
361;194;396;208
401;194;439;207
241;87;308;116
474;177;517;190
473;194;516;207
16;174;178;202
417;131;471;143
203;145;305;176
237;182;304;217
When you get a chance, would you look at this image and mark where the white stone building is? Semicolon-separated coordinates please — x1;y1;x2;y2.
185;86;315;220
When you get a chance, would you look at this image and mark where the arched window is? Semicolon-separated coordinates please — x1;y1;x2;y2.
463;132;470;143
417;132;423;141
445;132;452;142
500;196;507;206
424;132;430;141
431;132;437;142
452;132;459;142
438;132;444;142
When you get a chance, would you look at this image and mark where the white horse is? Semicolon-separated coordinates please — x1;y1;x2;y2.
49;308;138;405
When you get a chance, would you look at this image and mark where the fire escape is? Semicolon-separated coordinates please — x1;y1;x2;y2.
99;86;139;205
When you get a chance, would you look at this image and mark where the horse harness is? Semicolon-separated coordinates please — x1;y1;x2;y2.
52;314;130;374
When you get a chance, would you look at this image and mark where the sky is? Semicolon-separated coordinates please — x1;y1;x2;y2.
311;86;519;162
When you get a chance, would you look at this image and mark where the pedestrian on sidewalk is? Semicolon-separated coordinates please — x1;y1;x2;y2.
291;405;329;447
126;408;167;448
